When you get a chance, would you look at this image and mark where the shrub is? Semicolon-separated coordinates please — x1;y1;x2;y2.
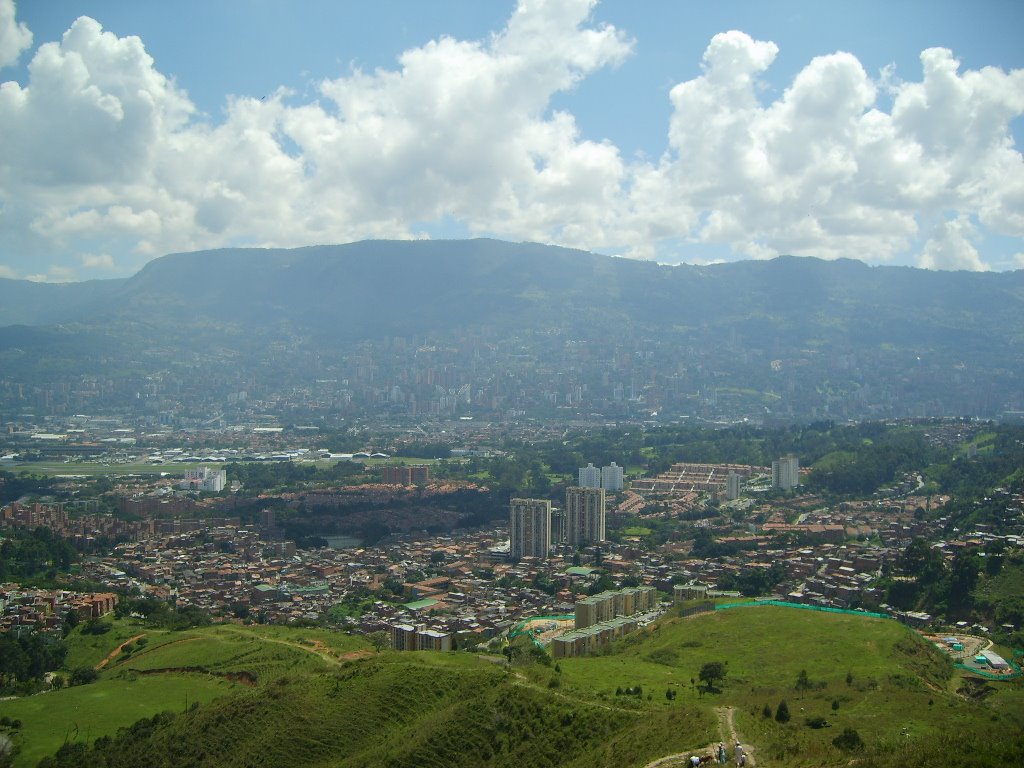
833;727;865;752
69;667;99;686
80;618;111;635
775;700;791;723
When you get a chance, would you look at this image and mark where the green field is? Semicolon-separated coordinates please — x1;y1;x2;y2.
0;674;238;767
517;606;1022;766
0;619;371;768
9;460;220;477
3;607;1022;767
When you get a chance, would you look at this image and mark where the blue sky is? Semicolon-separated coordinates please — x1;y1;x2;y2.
1;0;1022;280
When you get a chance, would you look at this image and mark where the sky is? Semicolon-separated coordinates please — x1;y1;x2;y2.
0;0;1022;282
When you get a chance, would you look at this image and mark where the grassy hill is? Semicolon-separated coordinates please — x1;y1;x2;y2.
1;606;1021;767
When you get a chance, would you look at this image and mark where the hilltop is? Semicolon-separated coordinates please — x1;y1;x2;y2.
1;604;1020;767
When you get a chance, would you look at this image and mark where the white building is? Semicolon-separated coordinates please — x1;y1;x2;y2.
772;456;800;490
601;462;624;491
726;471;742;500
579;463;601;488
181;467;227;492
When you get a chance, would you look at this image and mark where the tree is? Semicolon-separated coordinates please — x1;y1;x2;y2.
698;661;727;693
69;667;99;686
762;703;772;718
833;727;865;752
775;699;791;723
367;631;389;652
795;669;813;691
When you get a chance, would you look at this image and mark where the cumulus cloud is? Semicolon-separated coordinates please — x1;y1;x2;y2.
81;252;114;270
0;2;1022;278
918;216;987;271
631;32;1024;268
0;0;31;69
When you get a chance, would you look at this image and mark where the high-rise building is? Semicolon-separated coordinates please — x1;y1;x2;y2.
578;463;601;488
565;487;606;546
181;467;226;492
772;456;800;490
381;465;412;484
551;507;566;545
726;471;742;500
509;498;552;560
381;464;431;485
409;465;431;484
601;462;624;491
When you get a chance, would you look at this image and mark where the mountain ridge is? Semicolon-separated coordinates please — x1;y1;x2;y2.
1;239;1022;419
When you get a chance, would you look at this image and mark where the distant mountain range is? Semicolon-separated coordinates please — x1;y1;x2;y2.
1;239;1022;419
4;238;1023;341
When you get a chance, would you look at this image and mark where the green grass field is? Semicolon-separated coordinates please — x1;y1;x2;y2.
62;619;163;669
520;605;1022;766
10;460;220;477
0;619;371;768
0;674;238;767
4;608;1022;767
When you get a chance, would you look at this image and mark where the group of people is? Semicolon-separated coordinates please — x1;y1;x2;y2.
688;741;746;766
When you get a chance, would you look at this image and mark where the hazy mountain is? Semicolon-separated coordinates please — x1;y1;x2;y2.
0;276;126;326
1;239;1022;418
13;238;1018;347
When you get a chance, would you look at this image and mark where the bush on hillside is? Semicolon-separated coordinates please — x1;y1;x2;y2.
775;700;791;723
833;727;865;752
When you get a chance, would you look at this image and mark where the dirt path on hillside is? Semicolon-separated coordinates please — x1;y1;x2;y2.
95;634;145;670
718;706;756;766
641;706;757;768
215;626;365;667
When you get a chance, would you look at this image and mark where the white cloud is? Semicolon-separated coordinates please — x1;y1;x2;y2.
918;216;987;271
0;263;16;278
81;252;114;269
0;0;31;69
0;3;1022;276
24;264;76;282
631;33;1024;270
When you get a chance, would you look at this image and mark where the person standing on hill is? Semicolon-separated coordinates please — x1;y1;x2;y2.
718;742;727;763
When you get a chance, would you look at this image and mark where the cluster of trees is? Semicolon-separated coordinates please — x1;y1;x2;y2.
690;530;758;559
0;471;56;504
805;428;936;496
224;460;364;494
880;538;987;619
715;563;786;597
113;598;210;630
0;632;67;693
0;526;77;581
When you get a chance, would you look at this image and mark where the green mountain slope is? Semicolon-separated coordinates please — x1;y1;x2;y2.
6;606;1021;768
